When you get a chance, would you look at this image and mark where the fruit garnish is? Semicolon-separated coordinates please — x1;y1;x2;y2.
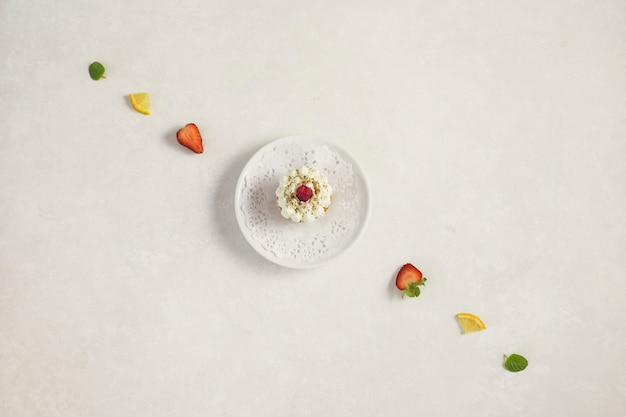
176;123;204;154
456;313;487;333
295;185;313;202
89;61;106;80
129;92;151;115
504;354;528;372
395;263;427;298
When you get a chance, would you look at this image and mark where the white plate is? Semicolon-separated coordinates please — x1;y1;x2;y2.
235;135;371;268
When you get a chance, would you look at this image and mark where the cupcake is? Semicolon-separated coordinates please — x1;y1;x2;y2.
275;166;333;223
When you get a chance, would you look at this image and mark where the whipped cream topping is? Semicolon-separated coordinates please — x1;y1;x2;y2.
275;166;333;223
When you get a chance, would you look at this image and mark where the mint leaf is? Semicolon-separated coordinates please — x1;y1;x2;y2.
504;354;528;372
89;61;106;80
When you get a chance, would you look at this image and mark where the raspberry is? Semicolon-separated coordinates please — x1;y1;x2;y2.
295;185;313;202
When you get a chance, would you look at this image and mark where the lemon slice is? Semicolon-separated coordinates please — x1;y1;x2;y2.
129;92;151;115
456;313;487;334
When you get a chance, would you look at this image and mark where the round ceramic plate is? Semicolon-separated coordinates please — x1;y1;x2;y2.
235;135;371;268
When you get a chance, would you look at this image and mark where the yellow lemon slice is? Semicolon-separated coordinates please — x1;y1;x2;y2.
456;313;487;334
129;92;151;115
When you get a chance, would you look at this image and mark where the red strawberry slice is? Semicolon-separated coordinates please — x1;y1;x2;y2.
395;263;427;299
176;123;204;154
296;185;313;202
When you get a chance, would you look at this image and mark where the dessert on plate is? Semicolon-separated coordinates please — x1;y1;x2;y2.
275;166;333;223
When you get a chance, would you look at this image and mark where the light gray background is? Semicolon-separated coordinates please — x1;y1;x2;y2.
1;1;625;416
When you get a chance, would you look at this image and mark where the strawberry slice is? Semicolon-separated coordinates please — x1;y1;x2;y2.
176;123;204;154
395;263;427;299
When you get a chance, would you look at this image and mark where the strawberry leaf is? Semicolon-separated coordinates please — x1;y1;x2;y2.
404;283;421;298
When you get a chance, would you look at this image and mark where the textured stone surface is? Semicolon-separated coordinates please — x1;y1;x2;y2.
1;1;625;416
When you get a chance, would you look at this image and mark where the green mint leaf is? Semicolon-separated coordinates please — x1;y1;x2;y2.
504;354;528;372
89;61;106;80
